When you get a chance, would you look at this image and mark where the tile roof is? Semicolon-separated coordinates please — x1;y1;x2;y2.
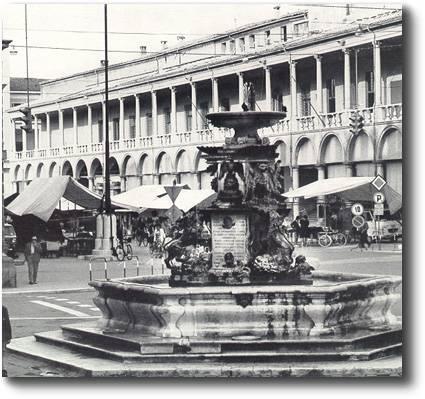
10;77;47;92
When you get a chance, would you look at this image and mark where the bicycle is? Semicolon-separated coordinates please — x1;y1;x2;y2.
115;236;133;261
149;239;164;258
318;228;347;248
135;228;149;247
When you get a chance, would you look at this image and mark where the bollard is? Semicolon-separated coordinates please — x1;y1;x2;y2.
136;259;140;276
161;259;165;274
104;261;108;280
123;261;126;278
150;257;154;275
89;262;93;282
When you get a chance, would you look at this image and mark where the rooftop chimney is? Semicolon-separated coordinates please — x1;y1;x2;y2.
140;45;147;54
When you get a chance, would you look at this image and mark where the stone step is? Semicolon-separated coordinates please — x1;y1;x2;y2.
60;323;402;356
7;335;403;377
33;330;402;364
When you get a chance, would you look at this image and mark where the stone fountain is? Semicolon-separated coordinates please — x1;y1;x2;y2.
7;93;402;377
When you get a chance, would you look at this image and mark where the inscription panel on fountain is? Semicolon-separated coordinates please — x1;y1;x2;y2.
211;213;249;268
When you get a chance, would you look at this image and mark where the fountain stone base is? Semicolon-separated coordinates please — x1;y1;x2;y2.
89;271;401;340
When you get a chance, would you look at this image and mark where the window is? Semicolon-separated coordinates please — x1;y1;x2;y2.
300;83;311;117
272;93;283;112
184;104;192;131
293;22;309;37
146;113;152;136
129;115;136;138
221;42;227;54
200;102;209;129
98;120;103;142
219;98;230;112
390;79;402;104
366;71;375;107
229;40;236;54
265;30;271;45
248;34;255;48
281;26;287;42
15;129;23;152
164;108;171;134
113;118;119;141
327;78;336;113
238;37;245;52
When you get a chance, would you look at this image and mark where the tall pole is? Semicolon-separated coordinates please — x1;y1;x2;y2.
104;3;111;214
24;4;30;108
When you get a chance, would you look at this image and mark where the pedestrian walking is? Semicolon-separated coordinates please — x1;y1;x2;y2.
358;223;371;251
2;305;12;377
291;216;301;245
299;215;310;247
24;235;42;285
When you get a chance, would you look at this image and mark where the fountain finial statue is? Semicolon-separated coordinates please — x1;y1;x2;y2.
242;82;256;111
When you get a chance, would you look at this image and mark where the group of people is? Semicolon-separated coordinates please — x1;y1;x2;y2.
289;215;310;246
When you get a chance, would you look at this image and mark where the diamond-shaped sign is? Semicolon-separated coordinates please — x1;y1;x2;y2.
371;175;387;191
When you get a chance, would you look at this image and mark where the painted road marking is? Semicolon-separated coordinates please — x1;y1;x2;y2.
30;300;91;317
90;308;100;311
66;301;80;304
10;316;99;320
77;304;93;308
53;298;70;302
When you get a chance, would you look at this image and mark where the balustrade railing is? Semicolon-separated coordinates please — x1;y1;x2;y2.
109;140;120;151
15;151;23;159
123;138;136;149
176;131;192;144
91;142;103;153
25;150;34;158
140;136;153;147
197;129;214;142
157;135;171;146
358;107;374;124
38;149;47;158
321;112;343;127
63;146;74;155
77;144;89;154
297;116;316;131
50;147;60;157
380;103;402;121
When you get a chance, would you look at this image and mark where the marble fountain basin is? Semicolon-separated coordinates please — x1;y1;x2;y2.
89;271;401;340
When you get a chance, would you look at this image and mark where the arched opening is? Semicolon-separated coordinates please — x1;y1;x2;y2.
349;132;374;177
138;154;152;185
109;156;121;195
90;158;103;194
75;160;89;188
176;150;194;187
49;162;59;177
274;140;289;192
122;155;138;191
36;163;45;178
195;151;213;190
14;165;24;193
156;152;175;185
62;161;73;177
24;164;34;185
380;128;402;194
321;135;345;178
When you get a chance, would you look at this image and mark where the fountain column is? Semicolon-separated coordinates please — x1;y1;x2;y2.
292;166;300;217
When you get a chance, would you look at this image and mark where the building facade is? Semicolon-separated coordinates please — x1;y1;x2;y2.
4;9;402;218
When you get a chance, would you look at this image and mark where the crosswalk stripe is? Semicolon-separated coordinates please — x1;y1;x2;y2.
66;301;80;304
90;308;100;311
54;298;69;302
30;300;90;317
77;304;93;308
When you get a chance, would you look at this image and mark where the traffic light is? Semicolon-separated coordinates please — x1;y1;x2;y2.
17;106;33;134
349;111;365;135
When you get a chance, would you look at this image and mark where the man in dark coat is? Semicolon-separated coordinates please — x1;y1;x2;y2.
24;235;42;284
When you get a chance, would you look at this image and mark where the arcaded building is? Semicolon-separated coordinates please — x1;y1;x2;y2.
4;9;402;218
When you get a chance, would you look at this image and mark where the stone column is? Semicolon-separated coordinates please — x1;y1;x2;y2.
212;77;219;112
191;82;198;131
289;61;297;130
135;94;141;137
87;104;93;143
34;114;39;150
170;86;177;135
237;72;244;107
151;90;158;136
265;66;272;111
343;48;351;109
88;177;94;192
345;162;354;177
314;55;323;114
102;101;106;142
317;165;326;217
292;166;300;217
373;41;382;106
120;176;127;192
46;112;51;148
22;125;27;153
376;162;384;177
119;97;125;140
59;109;64;147
73;107;78;146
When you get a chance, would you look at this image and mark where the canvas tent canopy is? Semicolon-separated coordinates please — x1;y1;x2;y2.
282;177;402;214
6;176;136;222
112;184;216;213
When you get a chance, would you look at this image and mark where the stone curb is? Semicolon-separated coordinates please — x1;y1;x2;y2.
2;287;94;296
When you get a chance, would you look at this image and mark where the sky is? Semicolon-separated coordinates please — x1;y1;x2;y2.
1;1;402;80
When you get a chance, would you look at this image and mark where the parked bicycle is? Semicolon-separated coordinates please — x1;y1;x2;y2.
114;236;133;261
135;227;149;247
318;228;347;248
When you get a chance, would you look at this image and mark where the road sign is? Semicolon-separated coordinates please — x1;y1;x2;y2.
372;175;387;191
351;203;364;216
373;192;385;204
374;203;384;216
352;215;365;229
